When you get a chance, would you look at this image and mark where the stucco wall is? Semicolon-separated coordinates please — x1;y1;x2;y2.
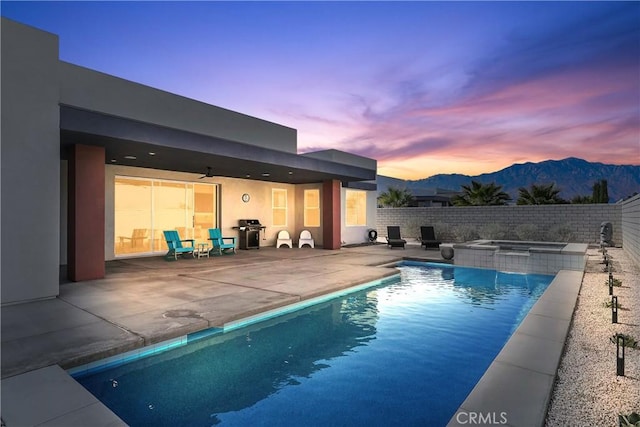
376;204;622;245
1;19;61;305
302;149;377;170
621;194;640;267
341;189;378;245
58;62;297;154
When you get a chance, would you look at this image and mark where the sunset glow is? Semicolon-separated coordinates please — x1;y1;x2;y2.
3;1;638;179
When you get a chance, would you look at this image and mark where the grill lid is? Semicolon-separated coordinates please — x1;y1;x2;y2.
238;219;262;226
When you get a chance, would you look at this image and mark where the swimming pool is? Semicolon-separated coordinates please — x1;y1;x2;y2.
73;262;553;426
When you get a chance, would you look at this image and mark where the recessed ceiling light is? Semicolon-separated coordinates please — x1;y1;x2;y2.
110;159;117;163
245;174;251;178
124;155;137;160
261;173;270;177
288;171;293;175
148;152;156;156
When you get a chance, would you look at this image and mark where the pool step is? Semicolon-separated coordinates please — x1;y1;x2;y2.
495;250;530;257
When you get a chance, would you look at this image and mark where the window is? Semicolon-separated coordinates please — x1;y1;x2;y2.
346;190;367;226
272;189;287;227
304;189;320;227
114;177;217;256
114;178;152;255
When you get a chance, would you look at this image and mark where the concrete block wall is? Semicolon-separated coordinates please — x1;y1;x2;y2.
376;204;622;245
621;194;640;267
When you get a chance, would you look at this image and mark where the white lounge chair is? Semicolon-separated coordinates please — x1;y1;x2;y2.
298;230;315;248
276;230;293;248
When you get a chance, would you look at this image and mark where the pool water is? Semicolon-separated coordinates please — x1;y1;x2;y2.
74;263;553;426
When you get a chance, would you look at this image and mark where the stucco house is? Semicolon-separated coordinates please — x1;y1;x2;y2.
1;18;378;305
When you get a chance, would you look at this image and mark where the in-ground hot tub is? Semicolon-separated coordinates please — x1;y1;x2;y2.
449;240;588;274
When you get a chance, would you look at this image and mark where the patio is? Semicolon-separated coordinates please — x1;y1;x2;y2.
1;243;443;426
3;243;636;426
3;243;440;380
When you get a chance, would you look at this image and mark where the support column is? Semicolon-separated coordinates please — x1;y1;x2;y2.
68;144;105;281
322;180;341;250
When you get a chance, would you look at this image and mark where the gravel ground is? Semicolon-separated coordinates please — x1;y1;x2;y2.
546;248;640;426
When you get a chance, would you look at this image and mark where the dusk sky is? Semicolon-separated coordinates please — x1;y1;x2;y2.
2;1;639;179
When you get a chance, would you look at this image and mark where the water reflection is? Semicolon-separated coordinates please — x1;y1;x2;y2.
426;265;552;306
78;289;383;426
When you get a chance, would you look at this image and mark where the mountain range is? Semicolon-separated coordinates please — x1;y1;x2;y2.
377;157;640;202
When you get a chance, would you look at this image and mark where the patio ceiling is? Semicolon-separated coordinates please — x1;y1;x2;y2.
59;106;376;185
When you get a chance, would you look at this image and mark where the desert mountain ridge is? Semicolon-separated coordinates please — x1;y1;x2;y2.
377;157;640;202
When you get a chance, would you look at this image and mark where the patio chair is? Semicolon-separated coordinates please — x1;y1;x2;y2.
208;228;236;255
163;230;195;260
118;228;148;249
298;230;315;248
386;226;406;249
276;230;293;248
420;226;441;250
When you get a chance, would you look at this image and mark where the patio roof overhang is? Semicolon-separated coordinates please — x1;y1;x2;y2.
59;106;376;185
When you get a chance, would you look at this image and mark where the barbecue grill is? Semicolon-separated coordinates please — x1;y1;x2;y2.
235;219;266;250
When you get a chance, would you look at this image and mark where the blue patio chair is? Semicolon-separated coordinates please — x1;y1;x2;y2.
208;228;236;255
163;230;195;260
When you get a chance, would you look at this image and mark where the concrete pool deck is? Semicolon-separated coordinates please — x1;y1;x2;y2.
2;242;586;426
1;243;440;426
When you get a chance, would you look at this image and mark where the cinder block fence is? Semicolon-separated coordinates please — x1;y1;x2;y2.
621;194;640;266
376;198;640;266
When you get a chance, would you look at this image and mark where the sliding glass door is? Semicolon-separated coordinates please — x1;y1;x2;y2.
114;177;218;256
114;178;153;254
193;183;215;244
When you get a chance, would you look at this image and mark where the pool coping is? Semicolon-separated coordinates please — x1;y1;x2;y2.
67;274;402;378
446;269;583;427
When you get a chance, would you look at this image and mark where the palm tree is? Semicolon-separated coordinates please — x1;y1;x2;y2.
592;179;609;203
571;195;593;204
378;187;414;207
452;181;511;206
516;183;566;205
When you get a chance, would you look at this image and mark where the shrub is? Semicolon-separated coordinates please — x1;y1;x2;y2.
605;278;623;287
619;412;640;427
545;224;574;242
514;224;541;241
432;222;455;242
603;299;624;309
610;334;638;349
478;223;509;240
453;224;479;242
404;218;423;241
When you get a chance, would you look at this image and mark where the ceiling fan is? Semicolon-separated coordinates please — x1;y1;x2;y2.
199;167;214;179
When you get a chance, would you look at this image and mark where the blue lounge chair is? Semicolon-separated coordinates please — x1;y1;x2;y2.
208;228;236;255
163;230;195;260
